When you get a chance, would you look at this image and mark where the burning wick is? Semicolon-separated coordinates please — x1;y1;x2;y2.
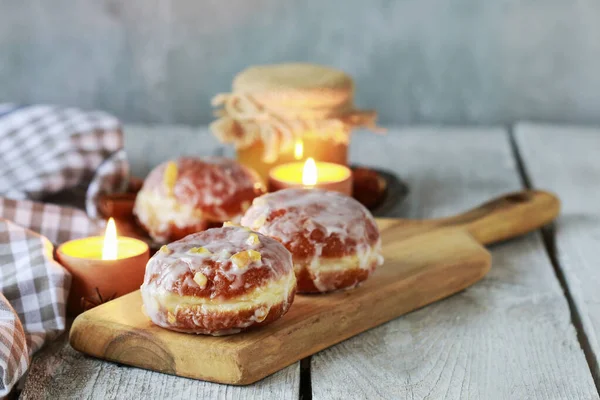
302;158;318;187
102;218;118;261
294;139;304;160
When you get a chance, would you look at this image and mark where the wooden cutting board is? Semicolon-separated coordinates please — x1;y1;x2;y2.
69;190;560;385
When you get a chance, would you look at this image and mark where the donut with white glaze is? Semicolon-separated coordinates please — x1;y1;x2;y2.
141;226;296;335
133;157;265;244
240;188;383;293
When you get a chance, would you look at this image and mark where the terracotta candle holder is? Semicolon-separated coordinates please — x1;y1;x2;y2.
97;176;143;220
268;158;353;196
56;219;149;316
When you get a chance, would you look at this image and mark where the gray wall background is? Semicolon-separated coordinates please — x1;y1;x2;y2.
1;0;599;126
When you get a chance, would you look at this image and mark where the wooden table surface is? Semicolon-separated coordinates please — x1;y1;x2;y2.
20;124;600;399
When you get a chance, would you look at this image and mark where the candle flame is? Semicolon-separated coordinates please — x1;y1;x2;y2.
102;218;118;260
294;139;303;160
302;158;318;186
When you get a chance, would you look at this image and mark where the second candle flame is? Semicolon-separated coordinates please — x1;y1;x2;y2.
302;158;318;186
294;139;303;160
102;218;118;261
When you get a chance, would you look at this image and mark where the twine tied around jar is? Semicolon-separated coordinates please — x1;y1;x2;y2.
210;91;379;163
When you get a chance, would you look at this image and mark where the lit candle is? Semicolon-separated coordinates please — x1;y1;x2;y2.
236;130;351;181
268;157;353;195
294;138;304;160
56;218;149;316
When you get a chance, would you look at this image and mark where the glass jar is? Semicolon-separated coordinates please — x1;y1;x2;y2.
210;63;377;182
236;130;350;181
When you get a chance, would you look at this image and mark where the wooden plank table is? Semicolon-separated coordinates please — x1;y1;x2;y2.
515;124;600;389
20;125;600;399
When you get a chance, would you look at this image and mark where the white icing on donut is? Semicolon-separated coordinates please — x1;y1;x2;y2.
304;239;382;291
141;226;296;334
240;188;384;292
133;157;265;242
143;227;292;295
175;157;246;210
133;190;206;243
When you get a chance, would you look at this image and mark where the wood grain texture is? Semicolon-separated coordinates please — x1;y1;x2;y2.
20;126;299;400
432;190;559;245
20;331;299;400
515;123;600;386
19;126;597;399
68;217;493;386
311;127;598;399
64;189;558;387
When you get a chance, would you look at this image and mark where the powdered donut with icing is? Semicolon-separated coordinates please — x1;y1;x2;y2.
133;157;265;244
240;188;383;293
141;226;296;335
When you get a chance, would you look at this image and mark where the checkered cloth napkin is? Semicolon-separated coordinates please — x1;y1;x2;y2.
0;104;129;396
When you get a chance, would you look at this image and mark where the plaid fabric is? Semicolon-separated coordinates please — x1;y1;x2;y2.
0;104;129;218
0;219;71;397
0;104;128;396
0;198;102;245
0;294;27;397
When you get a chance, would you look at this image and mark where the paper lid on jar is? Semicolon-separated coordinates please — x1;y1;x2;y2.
210;63;380;162
231;63;354;119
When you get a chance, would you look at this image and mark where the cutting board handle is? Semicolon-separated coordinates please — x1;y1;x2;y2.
435;190;560;245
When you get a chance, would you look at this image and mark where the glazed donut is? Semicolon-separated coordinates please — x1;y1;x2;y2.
141;226;296;335
240;188;383;293
133;157;265;243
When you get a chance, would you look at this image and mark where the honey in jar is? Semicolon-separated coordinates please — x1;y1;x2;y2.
210;63;378;181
